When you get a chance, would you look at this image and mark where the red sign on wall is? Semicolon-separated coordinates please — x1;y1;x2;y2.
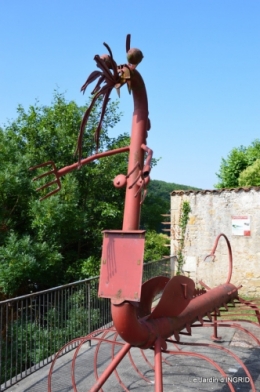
231;216;251;236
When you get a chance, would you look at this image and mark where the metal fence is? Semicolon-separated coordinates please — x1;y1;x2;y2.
0;258;171;390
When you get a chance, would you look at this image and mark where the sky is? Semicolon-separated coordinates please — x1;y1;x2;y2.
1;1;259;189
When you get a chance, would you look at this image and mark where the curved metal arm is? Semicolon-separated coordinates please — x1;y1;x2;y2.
200;233;233;289
30;146;129;200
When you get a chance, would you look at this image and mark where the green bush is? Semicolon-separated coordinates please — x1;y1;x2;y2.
0;287;103;384
144;230;170;262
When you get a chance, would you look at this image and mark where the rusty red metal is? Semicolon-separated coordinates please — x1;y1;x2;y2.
202;233;233;285
89;342;131;392
48;303;260;391
30;35;260;391
98;230;145;304
154;338;163;392
111;276;239;349
30;146;129;200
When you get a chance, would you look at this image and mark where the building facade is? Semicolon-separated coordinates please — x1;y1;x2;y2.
171;187;260;296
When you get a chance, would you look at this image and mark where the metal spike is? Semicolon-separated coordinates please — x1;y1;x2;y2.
207;312;212;321
223;303;229;311
29;160;55;171
127;81;132;94
36;179;58;192
126;34;131;53
32;169;55;181
173;331;180;342
181;283;187;299
29;160;62;200
39;187;61;201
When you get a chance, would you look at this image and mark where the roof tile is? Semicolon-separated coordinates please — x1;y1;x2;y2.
170;187;260;196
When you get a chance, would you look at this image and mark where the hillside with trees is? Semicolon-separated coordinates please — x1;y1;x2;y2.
141;180;200;232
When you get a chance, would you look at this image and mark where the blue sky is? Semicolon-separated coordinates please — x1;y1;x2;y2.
1;1;259;189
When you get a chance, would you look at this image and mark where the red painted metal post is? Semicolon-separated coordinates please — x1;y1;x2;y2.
211;310;222;341
89;342;131;392
154;339;163;392
122;69;149;230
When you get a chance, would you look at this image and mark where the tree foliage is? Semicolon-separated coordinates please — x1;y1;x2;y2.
0;92;126;296
143;231;170;262
239;159;260;186
215;139;260;188
0;92;197;297
141;180;200;232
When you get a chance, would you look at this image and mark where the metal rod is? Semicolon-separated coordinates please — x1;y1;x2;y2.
58;146;129;178
154;339;163;392
89;343;131;392
211;310;221;340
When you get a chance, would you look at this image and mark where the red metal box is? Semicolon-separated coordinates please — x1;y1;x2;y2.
98;230;145;304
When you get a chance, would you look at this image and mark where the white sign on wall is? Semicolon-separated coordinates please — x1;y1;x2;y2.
232;216;251;236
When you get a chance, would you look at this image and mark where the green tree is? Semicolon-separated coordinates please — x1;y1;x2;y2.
215;139;260;188
0;92;126;296
141;180;199;232
140;191;168;232
144;231;170;262
0;91;197;297
239;159;260;186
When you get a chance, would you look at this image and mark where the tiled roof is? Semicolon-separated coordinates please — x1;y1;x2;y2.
170;187;260;196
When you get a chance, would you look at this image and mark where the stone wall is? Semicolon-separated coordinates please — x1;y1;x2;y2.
170;188;260;296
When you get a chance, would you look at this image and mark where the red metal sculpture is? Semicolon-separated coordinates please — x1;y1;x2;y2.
30;35;260;392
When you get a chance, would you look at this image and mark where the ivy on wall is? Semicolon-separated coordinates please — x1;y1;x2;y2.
176;200;191;275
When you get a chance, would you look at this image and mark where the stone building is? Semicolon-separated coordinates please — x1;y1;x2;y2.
170;187;260;296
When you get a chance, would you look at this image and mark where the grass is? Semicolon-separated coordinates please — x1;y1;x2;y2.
218;297;260;323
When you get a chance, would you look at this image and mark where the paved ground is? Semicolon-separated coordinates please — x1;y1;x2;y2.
7;321;260;392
